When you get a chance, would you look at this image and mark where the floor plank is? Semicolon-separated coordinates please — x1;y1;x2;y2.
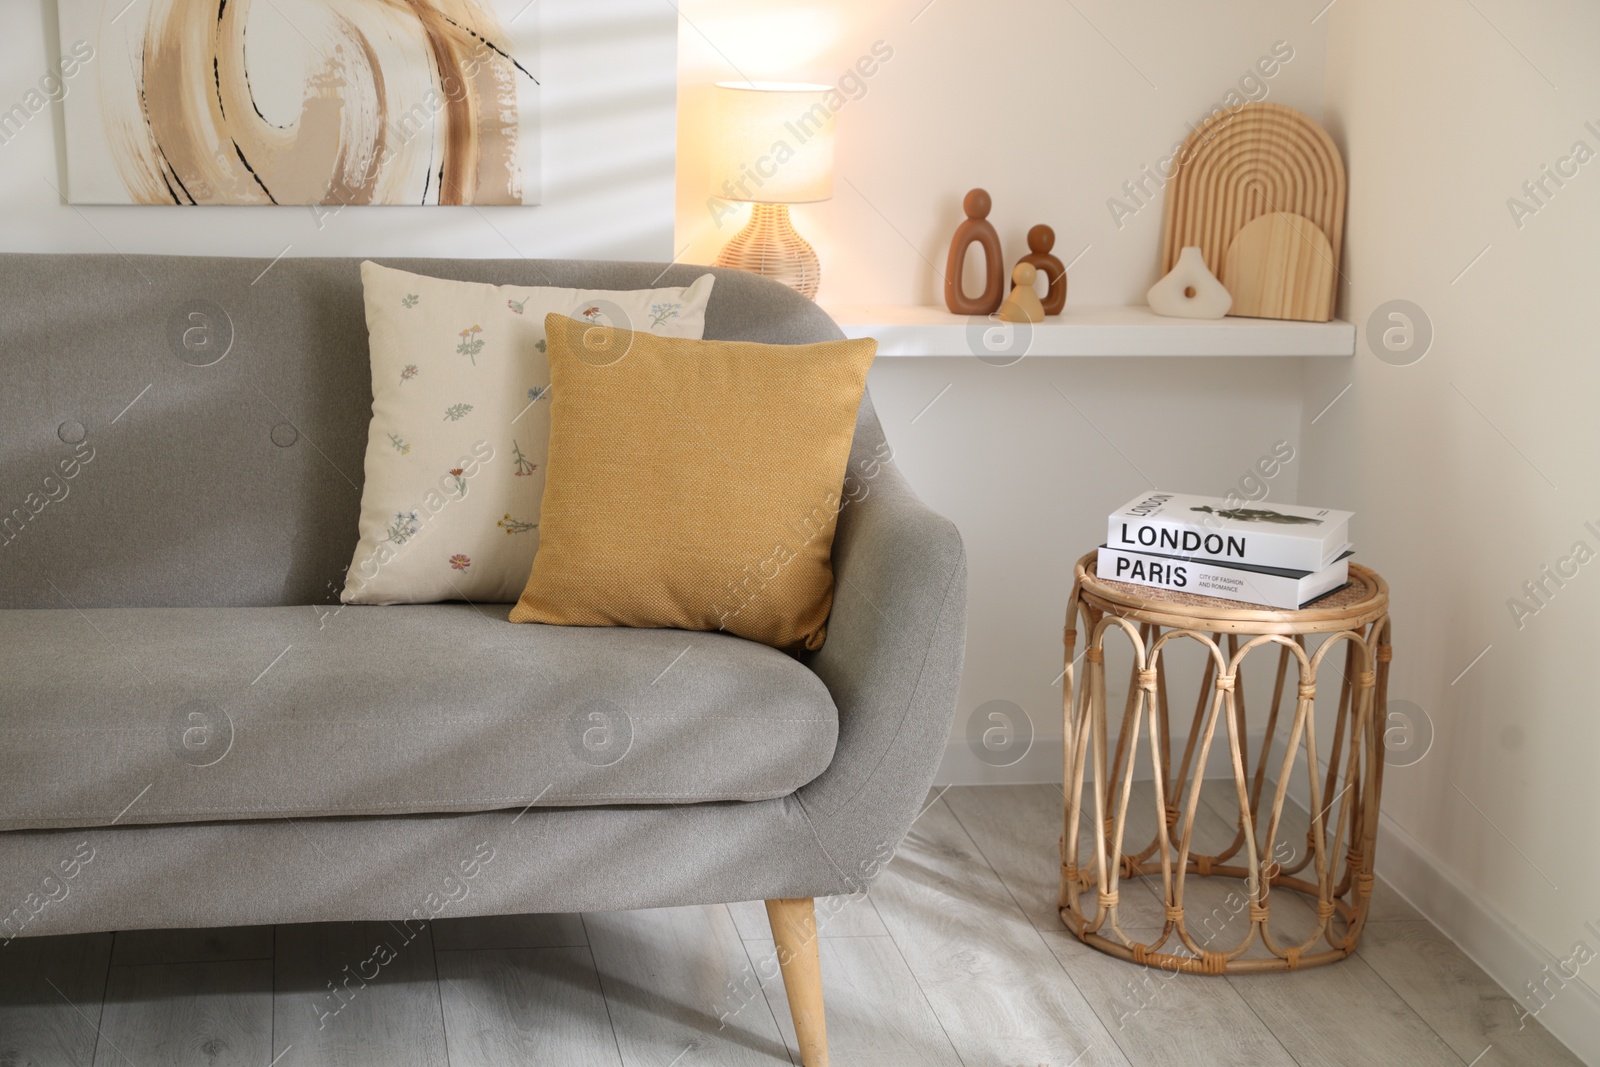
987;777;1323;964
1169;793;1326;962
870;796;1132;1066
583;905;793;1066
111;926;273;966
1359;921;1583;1066
949;783;1296;1063
273;921;449;1067
430;912;588;951
437;946;623;1067
1197;771;1425;923
95;959;271;1067
1;786;1579;1067
747;934;962;1067
0;933;113;1067
727;895;887;940
1043;927;1298;1066
1228;953;1465;1066
942;783;1169;933
1363;875;1425;923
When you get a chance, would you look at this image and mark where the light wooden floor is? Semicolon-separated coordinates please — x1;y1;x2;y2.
0;784;1582;1066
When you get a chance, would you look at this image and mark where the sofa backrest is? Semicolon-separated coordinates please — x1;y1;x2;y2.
0;255;850;609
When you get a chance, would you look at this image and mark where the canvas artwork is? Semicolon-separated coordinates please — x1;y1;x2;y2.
58;0;539;205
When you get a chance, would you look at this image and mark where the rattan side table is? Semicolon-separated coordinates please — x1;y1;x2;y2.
1058;551;1392;974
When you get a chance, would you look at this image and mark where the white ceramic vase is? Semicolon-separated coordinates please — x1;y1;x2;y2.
1147;246;1232;319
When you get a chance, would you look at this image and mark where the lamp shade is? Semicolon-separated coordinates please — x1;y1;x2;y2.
709;82;836;204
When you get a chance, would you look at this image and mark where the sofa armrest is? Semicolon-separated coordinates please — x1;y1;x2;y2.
796;394;968;888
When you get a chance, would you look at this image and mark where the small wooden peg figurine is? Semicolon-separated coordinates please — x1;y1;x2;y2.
997;263;1045;323
1015;224;1067;315
944;188;1005;315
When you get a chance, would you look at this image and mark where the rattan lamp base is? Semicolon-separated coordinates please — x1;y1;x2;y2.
1059;553;1393;974
713;203;821;300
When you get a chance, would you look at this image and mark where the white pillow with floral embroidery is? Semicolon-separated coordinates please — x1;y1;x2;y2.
343;261;715;604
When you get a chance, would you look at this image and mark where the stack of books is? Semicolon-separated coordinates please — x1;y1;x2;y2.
1099;492;1354;610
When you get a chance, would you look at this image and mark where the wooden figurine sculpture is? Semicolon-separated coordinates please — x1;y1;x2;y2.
1015;224;1067;315
944;188;1005;315
998;263;1045;323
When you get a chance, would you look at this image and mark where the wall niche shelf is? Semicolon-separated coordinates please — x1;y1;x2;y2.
824;305;1356;358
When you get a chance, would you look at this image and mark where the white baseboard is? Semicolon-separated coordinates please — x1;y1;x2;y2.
1374;812;1600;1064
934;733;1066;786
933;726;1265;787
934;731;1600;1064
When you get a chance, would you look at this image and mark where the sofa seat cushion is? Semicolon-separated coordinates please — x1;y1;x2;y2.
0;606;838;831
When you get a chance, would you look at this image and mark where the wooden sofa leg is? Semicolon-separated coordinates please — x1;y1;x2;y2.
765;897;830;1067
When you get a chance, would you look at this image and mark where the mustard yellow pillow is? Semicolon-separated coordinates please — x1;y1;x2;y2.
509;314;876;650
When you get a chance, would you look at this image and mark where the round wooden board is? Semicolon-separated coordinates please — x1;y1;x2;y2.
1221;211;1336;322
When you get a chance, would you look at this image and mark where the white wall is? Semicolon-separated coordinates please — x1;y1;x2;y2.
1312;0;1600;1058
1;0;678;260
675;0;1327;779
675;0;1328;308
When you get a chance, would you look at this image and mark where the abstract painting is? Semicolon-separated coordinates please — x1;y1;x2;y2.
58;0;539;205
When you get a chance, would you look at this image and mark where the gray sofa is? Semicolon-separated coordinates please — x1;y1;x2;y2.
0;254;966;1063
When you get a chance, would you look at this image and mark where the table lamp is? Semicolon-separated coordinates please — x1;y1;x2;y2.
709;81;836;300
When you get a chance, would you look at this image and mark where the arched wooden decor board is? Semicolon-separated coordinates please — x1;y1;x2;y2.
1160;102;1345;320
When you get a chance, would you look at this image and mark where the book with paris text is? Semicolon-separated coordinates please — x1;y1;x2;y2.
1106;491;1352;572
1096;544;1352;610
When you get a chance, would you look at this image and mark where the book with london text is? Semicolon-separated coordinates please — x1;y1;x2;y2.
1107;491;1352;572
1096;544;1353;610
